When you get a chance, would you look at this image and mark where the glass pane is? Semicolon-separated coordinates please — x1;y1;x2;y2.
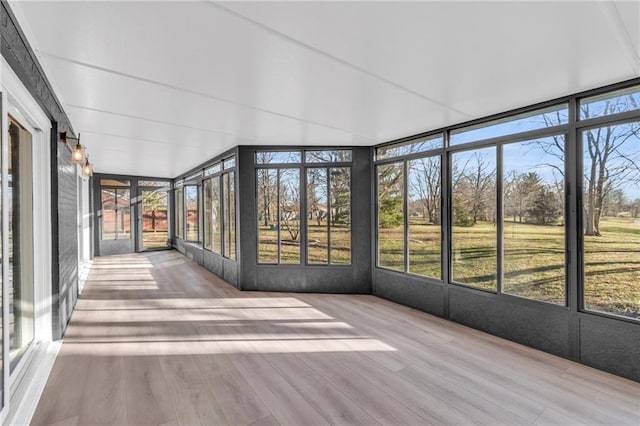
279;169;301;263
307;168;328;264
228;172;236;259
583;121;640;319
223;174;231;257
451;147;497;289
450;105;568;145
175;188;184;239
256;151;301;164
503;136;565;304
376;135;443;160
141;190;169;249
211;177;222;253
185;186;198;241
408;156;441;278
224;157;236;169
99;179;130;186
305;150;352;163
8;118;34;371
185;171;202;182
580;85;640;120
257;169;278;263
101;189;116;240
377;162;404;271
138;180;168;187
203;179;212;251
116;189;131;239
204;163;222;176
330;167;351;265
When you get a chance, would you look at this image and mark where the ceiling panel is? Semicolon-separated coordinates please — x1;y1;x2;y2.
221;1;638;116
10;1;640;177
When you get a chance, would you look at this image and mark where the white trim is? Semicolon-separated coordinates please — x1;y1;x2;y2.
1;56;54;424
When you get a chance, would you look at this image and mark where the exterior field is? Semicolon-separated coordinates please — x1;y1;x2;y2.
379;217;639;319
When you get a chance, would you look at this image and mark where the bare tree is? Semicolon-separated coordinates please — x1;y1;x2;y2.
582;118;640;236
408;156;441;224
452;152;496;225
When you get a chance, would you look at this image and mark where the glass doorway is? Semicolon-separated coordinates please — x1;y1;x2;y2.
140;187;170;250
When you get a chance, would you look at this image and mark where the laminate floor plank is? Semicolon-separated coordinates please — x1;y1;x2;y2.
123;356;177;426
30;251;639;426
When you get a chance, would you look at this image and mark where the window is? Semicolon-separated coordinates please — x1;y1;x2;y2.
305;150;352;163
184;185;199;241
306;167;351;265
279;169;301;263
256;151;302;164
256;168;301;264
203;179;212;251
376;135;443;160
407;156;441;278
138;180;168;187
202;157;235;257
211;177;222;253
503;136;565;304
582;120;640;319
175;188;184;239
580;85;640;120
451;147;497;290
224;157;236;169
329;167;351;264
450;104;568;146
307;168;329;264
8;117;35;370
204;163;222;176
377;162;404;271
223;172;236;259
257;169;278;263
99;179;130;186
101;188;131;240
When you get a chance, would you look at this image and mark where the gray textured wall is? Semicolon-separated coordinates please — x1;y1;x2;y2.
1;3;80;339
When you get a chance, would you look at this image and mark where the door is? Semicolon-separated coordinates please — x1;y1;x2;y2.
139;188;170;250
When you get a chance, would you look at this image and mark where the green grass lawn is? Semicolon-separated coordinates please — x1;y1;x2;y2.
257;216;639;319
142;230;169;249
259;221;351;264
379;217;639;319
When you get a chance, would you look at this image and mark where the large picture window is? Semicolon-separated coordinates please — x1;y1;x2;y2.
376;162;405;271
582;120;640;319
451;147;497;290
408;156;441;278
502;136;565;304
257;150;351;265
307;167;351;265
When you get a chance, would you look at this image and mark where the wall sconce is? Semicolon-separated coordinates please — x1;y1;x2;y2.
82;155;93;177
60;131;85;164
61;131;94;177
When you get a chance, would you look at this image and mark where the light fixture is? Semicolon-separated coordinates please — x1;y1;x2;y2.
60;131;85;164
82;155;93;177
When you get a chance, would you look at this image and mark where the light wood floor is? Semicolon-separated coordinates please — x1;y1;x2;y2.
32;251;639;426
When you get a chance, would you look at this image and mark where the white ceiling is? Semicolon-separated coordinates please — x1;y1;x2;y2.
10;1;640;178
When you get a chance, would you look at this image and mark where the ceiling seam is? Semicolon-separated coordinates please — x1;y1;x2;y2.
78;130;211;148
40;50;381;143
66;104;265;143
209;1;473;119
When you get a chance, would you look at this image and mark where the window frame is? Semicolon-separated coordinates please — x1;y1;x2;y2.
255;149;353;266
